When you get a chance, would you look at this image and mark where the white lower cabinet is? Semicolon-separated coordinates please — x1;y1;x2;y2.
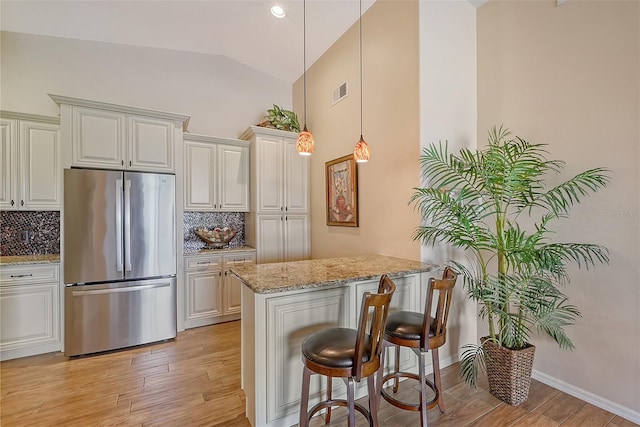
0;264;61;361
184;251;255;328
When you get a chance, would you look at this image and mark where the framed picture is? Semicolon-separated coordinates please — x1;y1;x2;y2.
326;154;358;227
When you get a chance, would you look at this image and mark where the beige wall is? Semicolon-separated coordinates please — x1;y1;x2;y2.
294;0;422;261
0;31;292;138
478;0;639;418
418;0;479;376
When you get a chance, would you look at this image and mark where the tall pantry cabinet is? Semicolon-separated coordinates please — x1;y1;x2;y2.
240;126;310;264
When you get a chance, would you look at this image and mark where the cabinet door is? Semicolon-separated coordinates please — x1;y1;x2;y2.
184;142;217;211
128;115;174;172
256;215;285;264
0;119;17;210
223;271;242;315
223;251;255;315
255;136;283;213
218;144;249;212
72;107;126;168
0;281;60;360
19;121;60;210
284;137;309;213
185;270;223;328
265;287;350;421
284;214;309;262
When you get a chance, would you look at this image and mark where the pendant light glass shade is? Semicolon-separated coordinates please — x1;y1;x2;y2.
296;125;314;155
354;135;370;162
297;0;314;156
353;0;369;162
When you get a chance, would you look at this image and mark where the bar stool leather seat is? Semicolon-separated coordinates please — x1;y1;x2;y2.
303;329;372;368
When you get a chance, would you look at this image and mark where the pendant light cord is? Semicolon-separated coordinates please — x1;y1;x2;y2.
359;0;363;138
303;0;307;127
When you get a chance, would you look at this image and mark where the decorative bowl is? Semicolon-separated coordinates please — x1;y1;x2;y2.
195;227;238;249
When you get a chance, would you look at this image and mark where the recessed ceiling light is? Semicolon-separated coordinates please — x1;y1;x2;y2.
271;5;285;18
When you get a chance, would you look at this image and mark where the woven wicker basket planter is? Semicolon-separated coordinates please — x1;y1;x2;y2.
481;337;536;406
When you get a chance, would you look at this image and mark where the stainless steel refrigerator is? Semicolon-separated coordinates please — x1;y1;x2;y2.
63;168;177;357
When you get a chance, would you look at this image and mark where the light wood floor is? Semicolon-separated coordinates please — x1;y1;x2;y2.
1;321;636;427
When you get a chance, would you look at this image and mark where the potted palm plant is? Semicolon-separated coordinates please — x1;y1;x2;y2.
411;126;610;405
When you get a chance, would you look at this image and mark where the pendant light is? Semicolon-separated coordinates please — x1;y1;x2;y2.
353;0;370;163
296;0;314;156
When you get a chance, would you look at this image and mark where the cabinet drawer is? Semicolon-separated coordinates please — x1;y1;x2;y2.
223;252;256;267
0;264;59;285
184;255;223;271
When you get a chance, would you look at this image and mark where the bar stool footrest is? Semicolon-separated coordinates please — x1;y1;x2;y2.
380;371;439;412
307;399;374;426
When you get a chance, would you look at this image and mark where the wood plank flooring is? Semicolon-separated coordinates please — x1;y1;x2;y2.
1;321;636;427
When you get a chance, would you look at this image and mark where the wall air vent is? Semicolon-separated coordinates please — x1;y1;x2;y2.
332;81;348;105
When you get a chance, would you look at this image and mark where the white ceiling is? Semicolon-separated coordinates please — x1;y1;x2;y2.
1;0;378;84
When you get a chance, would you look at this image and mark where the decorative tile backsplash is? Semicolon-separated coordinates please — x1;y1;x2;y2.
0;211;60;256
1;210;244;256
183;212;245;253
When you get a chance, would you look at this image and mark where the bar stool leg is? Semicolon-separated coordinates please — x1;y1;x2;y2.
432;348;445;413
367;373;379;427
346;377;356;427
326;376;332;423
418;351;428;427
300;366;312;427
393;344;401;393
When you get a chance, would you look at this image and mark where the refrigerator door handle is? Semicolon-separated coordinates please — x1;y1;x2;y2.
70;282;170;296
124;179;133;272
115;178;124;272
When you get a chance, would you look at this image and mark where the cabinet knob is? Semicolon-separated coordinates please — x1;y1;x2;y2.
20;200;24;206
129;161;132;167
121;160;124;166
10;200;14;206
285;206;288;211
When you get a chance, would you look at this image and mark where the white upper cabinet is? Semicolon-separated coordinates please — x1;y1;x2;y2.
241;126;309;215
184;134;249;212
71;107;125;169
50;94;190;173
0;113;61;211
128;115;175;171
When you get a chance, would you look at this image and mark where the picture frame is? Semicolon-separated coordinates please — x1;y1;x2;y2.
326;154;358;227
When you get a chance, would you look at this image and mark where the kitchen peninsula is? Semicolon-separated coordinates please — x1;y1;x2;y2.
230;254;436;427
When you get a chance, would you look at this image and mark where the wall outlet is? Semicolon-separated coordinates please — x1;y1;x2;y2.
19;230;29;243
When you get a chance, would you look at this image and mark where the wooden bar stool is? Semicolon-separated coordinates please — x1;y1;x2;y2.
378;267;457;426
299;274;396;427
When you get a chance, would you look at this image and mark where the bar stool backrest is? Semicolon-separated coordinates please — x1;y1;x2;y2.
421;267;457;350
354;274;396;381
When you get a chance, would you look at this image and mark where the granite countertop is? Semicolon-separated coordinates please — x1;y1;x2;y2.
0;254;61;265
184;246;256;255
230;254;436;294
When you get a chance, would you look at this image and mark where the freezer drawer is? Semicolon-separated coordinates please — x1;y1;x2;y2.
64;277;176;357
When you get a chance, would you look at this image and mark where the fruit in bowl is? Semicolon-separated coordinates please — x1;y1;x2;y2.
195;226;238;249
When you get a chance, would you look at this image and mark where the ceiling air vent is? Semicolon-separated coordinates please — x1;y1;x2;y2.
332;82;348;105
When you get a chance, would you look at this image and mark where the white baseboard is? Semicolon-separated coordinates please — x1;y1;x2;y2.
532;369;640;425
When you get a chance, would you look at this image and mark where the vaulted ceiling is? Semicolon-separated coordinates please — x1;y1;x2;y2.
1;0;378;84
